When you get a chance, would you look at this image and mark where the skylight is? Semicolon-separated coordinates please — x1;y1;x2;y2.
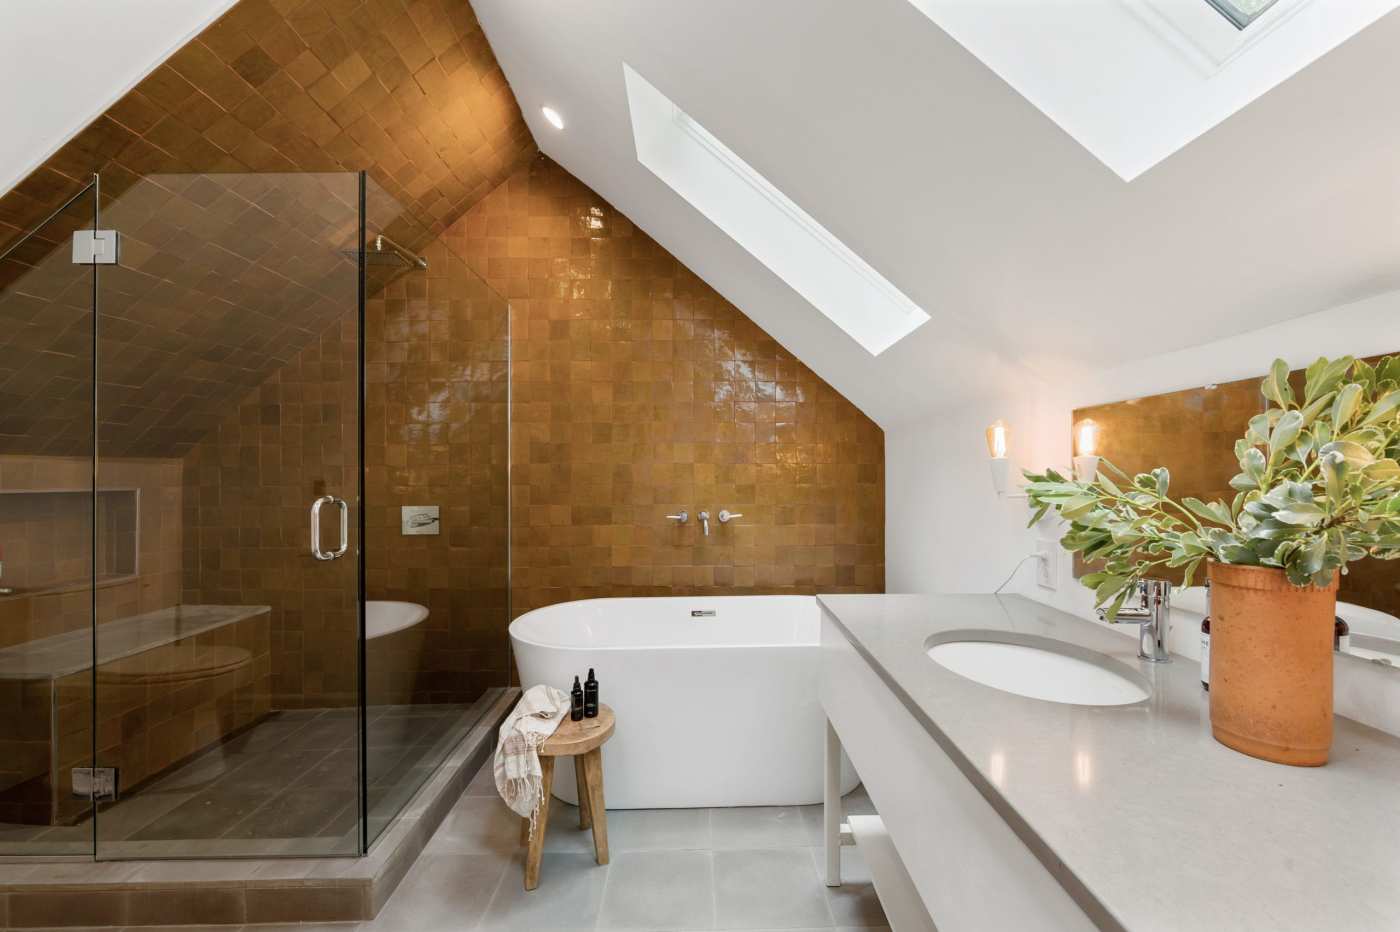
1205;0;1281;28
622;64;930;356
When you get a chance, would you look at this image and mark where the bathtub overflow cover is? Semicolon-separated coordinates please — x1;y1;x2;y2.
691;609;716;617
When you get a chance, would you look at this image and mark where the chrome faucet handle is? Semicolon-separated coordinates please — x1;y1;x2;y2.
718;509;743;523
698;510;710;536
665;511;688;524
1098;579;1172;663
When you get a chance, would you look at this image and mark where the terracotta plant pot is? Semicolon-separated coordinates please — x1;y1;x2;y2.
1207;562;1337;766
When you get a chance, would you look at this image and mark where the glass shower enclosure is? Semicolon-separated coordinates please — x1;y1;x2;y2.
0;170;508;859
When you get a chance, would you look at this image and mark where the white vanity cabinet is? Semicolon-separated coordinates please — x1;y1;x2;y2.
820;610;1101;932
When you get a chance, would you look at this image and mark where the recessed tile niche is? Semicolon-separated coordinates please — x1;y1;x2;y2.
0;488;139;593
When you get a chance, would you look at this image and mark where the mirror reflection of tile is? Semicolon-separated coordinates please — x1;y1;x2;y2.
1071;355;1400;627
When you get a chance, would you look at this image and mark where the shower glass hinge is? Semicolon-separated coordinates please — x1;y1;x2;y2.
71;229;120;265
72;767;119;801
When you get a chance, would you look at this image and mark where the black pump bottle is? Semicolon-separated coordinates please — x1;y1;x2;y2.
570;675;585;721
583;668;599;718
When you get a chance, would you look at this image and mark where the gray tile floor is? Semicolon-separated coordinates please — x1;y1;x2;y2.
12;759;889;931
371;764;886;932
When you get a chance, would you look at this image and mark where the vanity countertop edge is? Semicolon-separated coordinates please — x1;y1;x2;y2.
816;592;1400;932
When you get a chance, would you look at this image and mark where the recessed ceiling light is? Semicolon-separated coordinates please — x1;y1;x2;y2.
541;106;565;130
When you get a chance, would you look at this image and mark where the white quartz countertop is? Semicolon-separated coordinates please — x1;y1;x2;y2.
816;593;1400;932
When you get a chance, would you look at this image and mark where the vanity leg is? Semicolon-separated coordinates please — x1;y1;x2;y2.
824;717;842;887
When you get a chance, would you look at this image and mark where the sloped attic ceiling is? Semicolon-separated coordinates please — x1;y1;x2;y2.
0;0;536;458
471;0;1400;428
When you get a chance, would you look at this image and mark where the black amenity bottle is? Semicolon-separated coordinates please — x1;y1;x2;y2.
583;668;599;718
570;675;585;722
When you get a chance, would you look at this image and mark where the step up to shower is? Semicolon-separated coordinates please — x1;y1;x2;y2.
0;688;515;928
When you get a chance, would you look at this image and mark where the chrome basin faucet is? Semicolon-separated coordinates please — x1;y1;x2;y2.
1098;579;1172;662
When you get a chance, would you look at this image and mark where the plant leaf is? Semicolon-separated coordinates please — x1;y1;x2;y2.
1299;391;1336;427
1239;447;1266;483
1229;472;1259;492
1361;389;1400;426
1268;410;1304;460
1183;497;1233;527
1093;575;1130;605
1331;383;1364;431
1273;503;1326;527
1303;356;1352;403
1320;440;1375;468
1261;358;1294;408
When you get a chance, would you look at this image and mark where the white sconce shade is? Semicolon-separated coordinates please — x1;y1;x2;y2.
1073;418;1098;457
1072;418;1100;482
986;420;1008;459
987;419;1010;494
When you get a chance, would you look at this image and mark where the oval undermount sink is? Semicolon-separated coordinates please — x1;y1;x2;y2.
926;632;1149;706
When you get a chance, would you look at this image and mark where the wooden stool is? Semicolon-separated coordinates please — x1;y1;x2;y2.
521;704;615;891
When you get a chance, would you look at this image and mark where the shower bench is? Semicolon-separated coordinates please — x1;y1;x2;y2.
0;603;270;825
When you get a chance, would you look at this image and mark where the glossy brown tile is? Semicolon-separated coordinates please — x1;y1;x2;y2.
444;156;886;623
0;0;536;461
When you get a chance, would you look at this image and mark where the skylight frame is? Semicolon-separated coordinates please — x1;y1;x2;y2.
622;63;930;356
1203;0;1282;29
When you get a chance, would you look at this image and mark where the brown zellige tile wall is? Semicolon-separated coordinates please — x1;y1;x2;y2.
181;317;361;711
0;0;533;253
0;0;536;460
444;156;886;619
1;0;884;718
0;0;537;713
363;243;511;704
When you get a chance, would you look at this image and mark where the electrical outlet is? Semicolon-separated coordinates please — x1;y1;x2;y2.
1035;541;1058;590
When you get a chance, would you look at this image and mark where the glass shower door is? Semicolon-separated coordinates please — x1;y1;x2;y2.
0;180;98;857
91;172;365;858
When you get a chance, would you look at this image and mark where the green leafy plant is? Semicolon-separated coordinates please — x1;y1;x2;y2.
1024;355;1400;619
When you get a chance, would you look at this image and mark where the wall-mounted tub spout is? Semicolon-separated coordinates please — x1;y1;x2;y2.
698;510;710;536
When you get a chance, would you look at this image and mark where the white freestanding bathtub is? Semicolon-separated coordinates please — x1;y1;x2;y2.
509;595;859;809
365;600;428;706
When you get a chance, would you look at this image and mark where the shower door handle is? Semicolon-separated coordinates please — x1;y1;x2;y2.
311;495;350;561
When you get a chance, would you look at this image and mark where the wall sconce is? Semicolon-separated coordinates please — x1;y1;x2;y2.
1072;418;1100;482
986;419;1014;496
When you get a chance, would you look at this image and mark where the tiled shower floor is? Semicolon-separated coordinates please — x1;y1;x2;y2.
3;699;491;859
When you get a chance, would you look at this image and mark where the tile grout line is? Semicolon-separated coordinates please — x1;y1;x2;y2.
707;809;718;932
472;835;514;931
592;827;611;932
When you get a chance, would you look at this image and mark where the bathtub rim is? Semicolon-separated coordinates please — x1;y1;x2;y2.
509;594;821;652
366;599;429;640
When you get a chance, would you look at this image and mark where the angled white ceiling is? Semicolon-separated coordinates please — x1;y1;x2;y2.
473;0;1400;429
0;0;238;198
906;0;1400;181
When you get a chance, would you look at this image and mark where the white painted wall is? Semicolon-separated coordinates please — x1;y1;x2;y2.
0;0;237;200
886;288;1400;735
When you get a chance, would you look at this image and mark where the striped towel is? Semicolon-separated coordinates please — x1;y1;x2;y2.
494;684;569;837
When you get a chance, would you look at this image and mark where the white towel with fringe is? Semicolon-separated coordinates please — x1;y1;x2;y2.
494;684;569;835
